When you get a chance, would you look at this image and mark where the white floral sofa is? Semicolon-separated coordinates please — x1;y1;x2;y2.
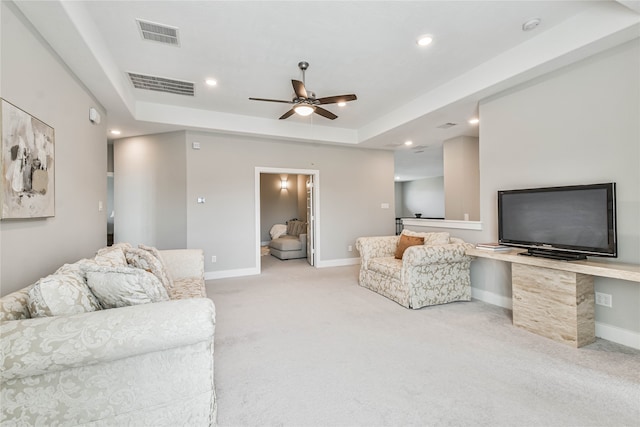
355;230;474;309
0;244;217;426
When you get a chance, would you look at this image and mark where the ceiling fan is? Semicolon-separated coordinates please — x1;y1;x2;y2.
249;61;357;120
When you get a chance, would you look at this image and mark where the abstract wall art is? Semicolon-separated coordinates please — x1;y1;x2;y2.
1;99;55;219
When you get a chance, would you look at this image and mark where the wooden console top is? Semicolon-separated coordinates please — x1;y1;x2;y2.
466;247;640;283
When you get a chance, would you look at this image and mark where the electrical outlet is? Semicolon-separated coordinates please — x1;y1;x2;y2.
211;256;217;263
348;245;353;252
595;292;612;307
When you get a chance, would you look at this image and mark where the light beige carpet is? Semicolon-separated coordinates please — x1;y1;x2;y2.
207;256;640;426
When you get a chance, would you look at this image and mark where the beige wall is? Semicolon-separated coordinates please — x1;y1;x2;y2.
444;136;479;221
185;131;395;272
260;173;300;243
398;177;445;219
114;131;186;249
0;2;107;295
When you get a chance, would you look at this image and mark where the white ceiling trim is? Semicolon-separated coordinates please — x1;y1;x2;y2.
135;101;359;145
358;3;640;144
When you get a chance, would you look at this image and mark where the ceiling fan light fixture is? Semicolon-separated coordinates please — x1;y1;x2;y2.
294;104;315;116
337;101;347;107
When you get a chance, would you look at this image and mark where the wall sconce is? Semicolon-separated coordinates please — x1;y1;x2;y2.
280;179;288;190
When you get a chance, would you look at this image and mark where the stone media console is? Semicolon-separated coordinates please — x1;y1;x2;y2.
466;247;640;348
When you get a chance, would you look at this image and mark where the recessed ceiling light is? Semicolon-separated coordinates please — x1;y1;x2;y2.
205;79;217;86
110;130;121;135
522;18;541;32
337;101;347;107
404;140;413;146
416;35;433;47
468;118;480;125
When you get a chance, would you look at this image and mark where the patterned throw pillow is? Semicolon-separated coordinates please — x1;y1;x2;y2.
81;264;169;309
401;230;450;246
138;244;174;288
27;271;102;318
94;246;128;267
394;234;425;259
125;247;173;291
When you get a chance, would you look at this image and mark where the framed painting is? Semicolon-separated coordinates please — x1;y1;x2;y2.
0;99;55;219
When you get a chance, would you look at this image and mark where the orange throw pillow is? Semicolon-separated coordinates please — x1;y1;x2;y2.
394;234;424;259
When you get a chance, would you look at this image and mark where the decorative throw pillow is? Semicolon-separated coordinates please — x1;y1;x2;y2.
94;246;128;267
81;264;169;309
125;246;173;290
28;271;101;318
395;234;425;259
401;230;450;246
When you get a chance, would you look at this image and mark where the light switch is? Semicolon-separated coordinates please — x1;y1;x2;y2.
98;201;103;212
197;197;206;204
381;203;390;209
192;142;201;150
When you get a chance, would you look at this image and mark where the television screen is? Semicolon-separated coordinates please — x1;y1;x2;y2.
498;183;616;259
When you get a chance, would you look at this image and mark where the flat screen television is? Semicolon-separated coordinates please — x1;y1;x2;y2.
498;183;617;260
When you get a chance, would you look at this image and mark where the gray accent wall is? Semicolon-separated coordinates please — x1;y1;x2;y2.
0;2;107;295
397;177;445;219
474;39;639;335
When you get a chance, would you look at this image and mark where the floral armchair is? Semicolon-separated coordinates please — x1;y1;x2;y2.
355;231;474;309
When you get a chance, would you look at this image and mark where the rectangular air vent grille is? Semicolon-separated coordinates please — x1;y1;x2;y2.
137;19;179;45
128;72;194;96
437;122;457;129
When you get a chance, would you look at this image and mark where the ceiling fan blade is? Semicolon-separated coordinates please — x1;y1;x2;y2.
249;97;293;104
279;109;296;120
292;80;308;99
317;94;357;105
314;106;337;120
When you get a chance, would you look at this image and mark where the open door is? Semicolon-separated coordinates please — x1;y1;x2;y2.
306;175;315;266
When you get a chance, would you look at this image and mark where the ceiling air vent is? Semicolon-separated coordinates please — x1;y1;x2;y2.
136;19;179;46
128;72;194;96
437;122;457;129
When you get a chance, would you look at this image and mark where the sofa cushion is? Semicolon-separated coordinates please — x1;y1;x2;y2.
269;235;303;251
368;257;403;280
27;271;102;318
401;230;450;246
170;277;207;299
82;264;169;309
395;234;424;259
125;247;173;291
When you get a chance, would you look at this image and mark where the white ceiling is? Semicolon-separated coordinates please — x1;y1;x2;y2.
13;1;640;181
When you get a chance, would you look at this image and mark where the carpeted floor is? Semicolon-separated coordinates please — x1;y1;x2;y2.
206;255;640;427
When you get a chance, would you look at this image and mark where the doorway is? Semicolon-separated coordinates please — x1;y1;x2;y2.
255;167;319;273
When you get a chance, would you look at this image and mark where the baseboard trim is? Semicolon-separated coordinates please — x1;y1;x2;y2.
471;287;512;310
205;267;259;280
316;258;360;268
472;288;640;349
595;321;640;350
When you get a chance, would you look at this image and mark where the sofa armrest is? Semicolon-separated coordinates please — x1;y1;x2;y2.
160;249;204;280
1;298;215;382
402;243;474;266
355;236;399;266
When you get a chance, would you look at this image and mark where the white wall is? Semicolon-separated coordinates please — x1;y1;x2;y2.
476;40;640;338
114;131;186;249
0;2;107;295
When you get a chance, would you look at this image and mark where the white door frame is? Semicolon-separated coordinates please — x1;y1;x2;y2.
255;167;320;273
